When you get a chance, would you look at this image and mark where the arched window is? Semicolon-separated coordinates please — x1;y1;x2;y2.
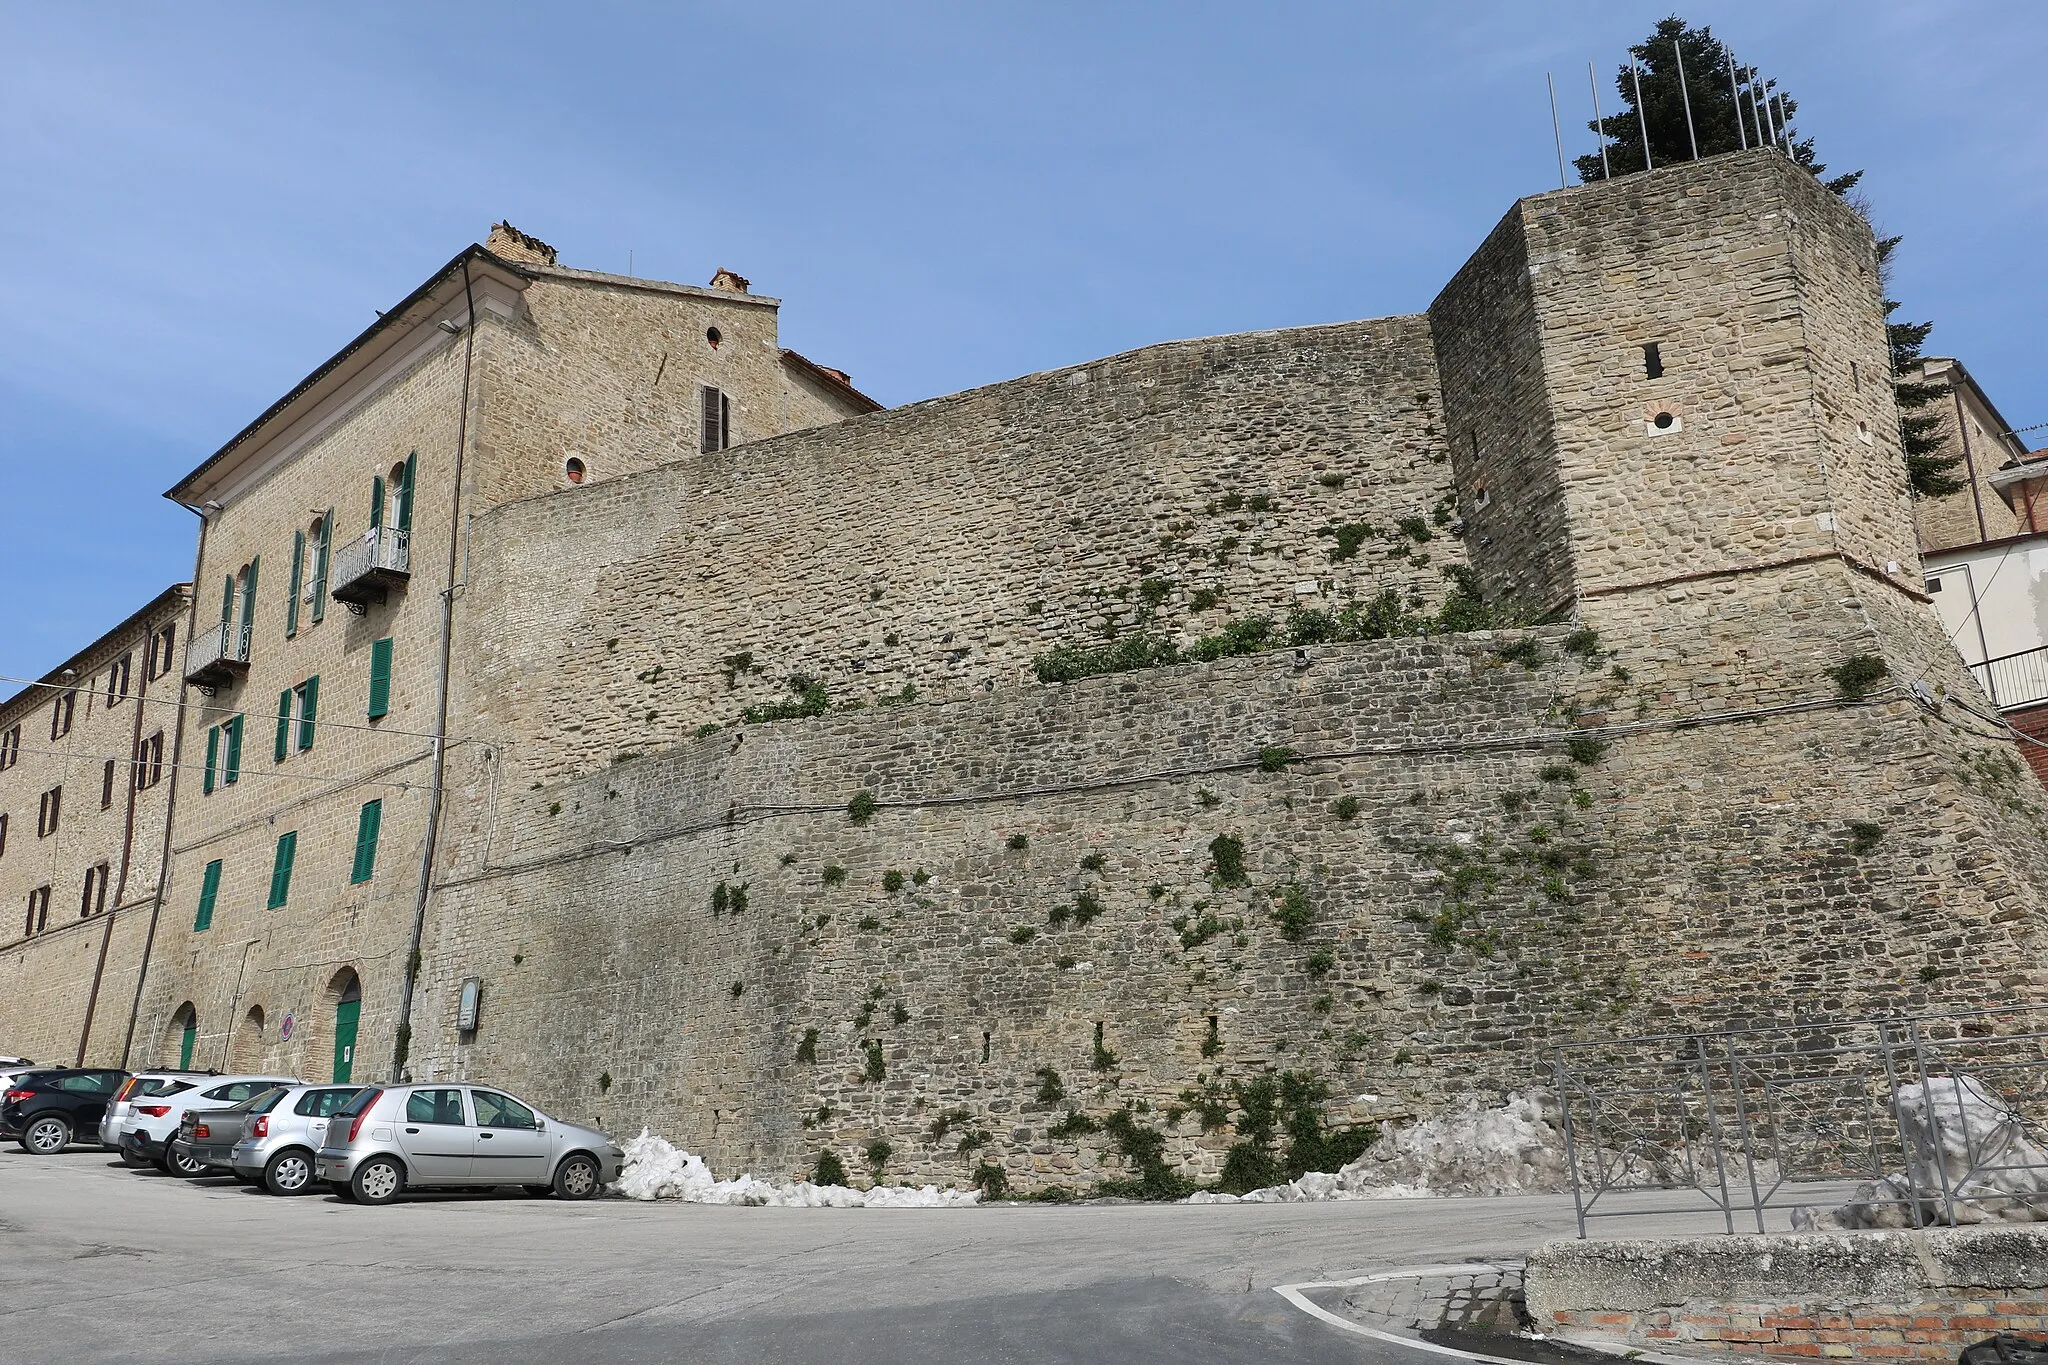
169;1002;199;1071
232;1005;266;1072
327;968;363;1084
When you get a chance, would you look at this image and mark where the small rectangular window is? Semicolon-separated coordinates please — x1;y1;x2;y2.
149;623;177;680
26;885;52;937
106;654;132;706
351;799;383;884
37;786;61;838
0;724;18;770
135;731;165;790
204;725;220;795
194;858;222;932
700;385;731;454
267;830;297;909
286;528;304;638
367;639;393;719
0;812;8;858
101;759;117;809
50;689;76;741
296;677;319;752
80;862;108;918
223;714;245;785
1642;343;1664;380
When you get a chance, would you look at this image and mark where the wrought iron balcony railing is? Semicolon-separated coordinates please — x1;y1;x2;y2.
330;528;411;610
1969;644;2048;712
184;620;252;690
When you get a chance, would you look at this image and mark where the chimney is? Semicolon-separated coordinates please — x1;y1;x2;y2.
709;267;751;294
485;221;559;267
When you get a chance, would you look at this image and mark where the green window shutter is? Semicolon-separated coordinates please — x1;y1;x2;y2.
194;859;222;932
398;452;416;534
239;556;260;638
351;799;383;883
298;675;319;751
223;715;244;784
274;689;292;762
267;831;297;909
370;475;384;532
221;574;235;625
203;726;219;795
367;638;393;719
311;512;332;624
286;530;303;637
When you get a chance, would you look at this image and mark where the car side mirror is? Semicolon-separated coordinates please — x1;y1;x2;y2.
534;1118;545;1131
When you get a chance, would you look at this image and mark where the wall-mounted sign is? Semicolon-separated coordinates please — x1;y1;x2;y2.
457;977;483;1033
280;1012;296;1042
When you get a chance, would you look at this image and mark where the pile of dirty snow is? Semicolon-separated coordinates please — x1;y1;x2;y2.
1187;1093;1569;1204
611;1130;982;1208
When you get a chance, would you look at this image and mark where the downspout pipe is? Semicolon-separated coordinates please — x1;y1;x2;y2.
120;507;210;1066
390;258;477;1081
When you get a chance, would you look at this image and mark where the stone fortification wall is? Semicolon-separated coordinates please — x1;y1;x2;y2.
413;598;2048;1192
454;318;1462;789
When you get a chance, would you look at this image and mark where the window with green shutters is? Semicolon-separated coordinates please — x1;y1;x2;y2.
310;511;332;624
194;859;222;931
367;638;393;719
203;725;219;795
286;530;304;637
296;676;319;751
222;714;244;785
274;689;292;762
267;831;297;909
351;799;382;883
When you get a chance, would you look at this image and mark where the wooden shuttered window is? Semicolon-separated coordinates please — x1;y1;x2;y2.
239;556;259;638
275;689;292;762
367;638;393;719
222;714;244;785
286;530;304;637
351;799;382;884
297;675;319;751
311;511;332;624
194;858;222;931
370;475;384;532
203;725;219;795
221;574;235;625
700;386;730;454
267;831;297;909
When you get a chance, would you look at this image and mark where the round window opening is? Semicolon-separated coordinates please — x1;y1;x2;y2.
565;457;587;484
1653;411;1676;430
705;326;722;349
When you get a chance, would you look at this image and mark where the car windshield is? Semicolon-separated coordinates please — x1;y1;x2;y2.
219;1088;287;1115
335;1088;381;1118
133;1078;195;1098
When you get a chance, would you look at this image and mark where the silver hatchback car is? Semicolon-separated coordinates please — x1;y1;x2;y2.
226;1084;363;1194
313;1084;623;1205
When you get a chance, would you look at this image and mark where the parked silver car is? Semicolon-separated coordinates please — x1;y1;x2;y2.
227;1084;363;1194
122;1075;299;1175
177;1086;291;1177
314;1084;623;1205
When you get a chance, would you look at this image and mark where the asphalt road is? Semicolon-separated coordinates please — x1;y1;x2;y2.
0;1147;1724;1364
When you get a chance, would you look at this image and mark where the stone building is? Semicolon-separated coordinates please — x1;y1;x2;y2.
0;586;190;1066
2;152;2044;1197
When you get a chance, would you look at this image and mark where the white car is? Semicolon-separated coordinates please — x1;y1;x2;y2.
100;1071;214;1149
118;1075;298;1175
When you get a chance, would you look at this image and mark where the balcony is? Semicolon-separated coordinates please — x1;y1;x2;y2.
1969;645;2048;712
330;528;411;611
185;621;252;691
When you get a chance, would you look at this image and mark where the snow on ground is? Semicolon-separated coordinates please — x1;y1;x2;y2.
1188;1093;1569;1204
613;1094;1570;1209
612;1130;982;1207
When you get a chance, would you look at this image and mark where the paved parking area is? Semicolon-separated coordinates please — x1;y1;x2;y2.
0;1148;1730;1364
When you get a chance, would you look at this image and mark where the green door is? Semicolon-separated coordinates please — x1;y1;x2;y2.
178;1021;196;1070
333;998;360;1083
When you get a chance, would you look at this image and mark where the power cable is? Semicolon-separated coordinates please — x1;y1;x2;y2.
0;671;469;746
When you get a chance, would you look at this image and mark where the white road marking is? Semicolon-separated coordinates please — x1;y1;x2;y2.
1272;1263;1537;1364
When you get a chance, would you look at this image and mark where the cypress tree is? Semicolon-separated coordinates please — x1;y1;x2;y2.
1579;15;1960;499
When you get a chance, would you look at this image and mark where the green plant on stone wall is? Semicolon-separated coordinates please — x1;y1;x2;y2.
973;1161;1009;1198
1493;638;1546;670
1080;852;1107;874
1189;587;1222;611
597;1072;612;1094
796;1028;819;1064
862;1039;886;1083
1072;891;1105;925
1321;523;1375;562
1306;949;1335;978
742;674;830;724
928;1108;972;1142
865;1138;892;1175
814;1150;847;1186
847;790;878;824
1035;1066;1066;1104
1567;737;1609;766
1209;834;1249;887
1048;1110;1098;1138
1830;654;1890;701
1273;884;1314;941
892;1000;909;1025
1562;629;1602;658
882;870;906;893
1172;907;1227;950
1010;925;1037;944
1092;1021;1119;1072
1847;821;1885;854
1138;578;1172;608
822;865;848;886
1201;1016;1223;1059
1257;745;1298;773
1538;764;1574;783
1317;471;1346;488
712;882;729;916
1330;795;1361;820
1006;832;1030;852
719;651;759;688
1098;1108;1190;1200
730;980;745;998
956;1127;992;1154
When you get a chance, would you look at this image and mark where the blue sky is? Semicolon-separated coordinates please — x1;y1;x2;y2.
3;2;2042;680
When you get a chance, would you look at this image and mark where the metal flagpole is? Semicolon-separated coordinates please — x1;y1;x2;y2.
1672;39;1699;159
1547;72;1567;188
1589;63;1611;179
1774;92;1794;154
1744;67;1766;148
1632;62;1653;171
1763;81;1782;150
1727;52;1747;150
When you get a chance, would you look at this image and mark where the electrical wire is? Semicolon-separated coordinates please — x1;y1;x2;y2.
0;671;470;746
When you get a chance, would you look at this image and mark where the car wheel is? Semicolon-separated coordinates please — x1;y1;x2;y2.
264;1148;314;1196
167;1144;209;1178
328;1181;356;1201
521;1183;554;1198
119;1148;150;1168
21;1116;70;1155
553;1153;602;1201
350;1156;405;1206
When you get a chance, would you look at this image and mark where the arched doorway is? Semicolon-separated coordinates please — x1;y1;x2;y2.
169;1003;198;1071
327;969;362;1083
231;1005;266;1072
